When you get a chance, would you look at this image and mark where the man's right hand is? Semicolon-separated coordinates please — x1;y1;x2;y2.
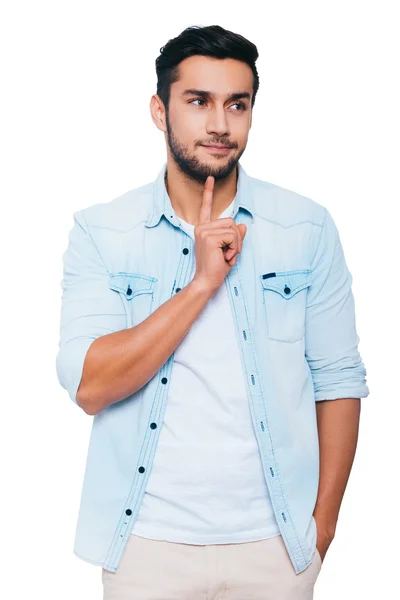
192;175;247;294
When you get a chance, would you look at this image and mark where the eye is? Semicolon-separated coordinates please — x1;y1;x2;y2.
190;98;206;107
231;102;247;111
189;99;247;111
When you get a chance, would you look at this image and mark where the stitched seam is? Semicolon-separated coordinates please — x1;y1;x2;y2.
256;216;324;229
309;207;328;268
80;209;111;276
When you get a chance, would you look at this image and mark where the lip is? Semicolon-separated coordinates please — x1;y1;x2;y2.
202;145;232;154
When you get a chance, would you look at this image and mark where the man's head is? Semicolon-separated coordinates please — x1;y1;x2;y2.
151;25;259;184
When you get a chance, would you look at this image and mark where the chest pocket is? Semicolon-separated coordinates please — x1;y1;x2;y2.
109;272;157;329
260;269;312;343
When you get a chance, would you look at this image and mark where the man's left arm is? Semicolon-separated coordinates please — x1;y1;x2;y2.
305;207;370;561
314;397;361;561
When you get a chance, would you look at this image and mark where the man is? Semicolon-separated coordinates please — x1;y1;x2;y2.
56;24;369;599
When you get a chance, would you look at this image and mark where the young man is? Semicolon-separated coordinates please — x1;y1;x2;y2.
56;24;370;600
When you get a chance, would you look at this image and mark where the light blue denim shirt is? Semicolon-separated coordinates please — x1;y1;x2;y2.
56;161;369;575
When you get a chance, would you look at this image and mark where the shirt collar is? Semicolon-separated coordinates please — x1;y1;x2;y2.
145;161;254;228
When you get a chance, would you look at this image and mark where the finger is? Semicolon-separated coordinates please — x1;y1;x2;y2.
237;223;247;253
200;219;241;251
198;176;214;225
204;228;237;243
225;227;241;256
205;230;238;254
203;217;235;228
225;240;240;260
216;220;242;253
225;247;236;260
223;222;241;255
207;228;241;257
237;223;247;240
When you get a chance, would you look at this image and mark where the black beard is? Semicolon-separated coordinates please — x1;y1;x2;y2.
165;110;245;185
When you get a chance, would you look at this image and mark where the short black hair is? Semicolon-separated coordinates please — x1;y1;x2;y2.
155;25;259;113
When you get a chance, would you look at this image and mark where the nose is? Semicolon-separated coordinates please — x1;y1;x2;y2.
206;105;230;138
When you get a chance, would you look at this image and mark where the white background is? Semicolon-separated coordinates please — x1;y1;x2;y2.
1;1;398;598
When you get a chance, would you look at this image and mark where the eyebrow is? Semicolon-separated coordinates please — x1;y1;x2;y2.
182;89;251;102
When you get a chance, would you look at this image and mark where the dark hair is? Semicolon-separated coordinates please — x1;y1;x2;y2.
155;25;259;113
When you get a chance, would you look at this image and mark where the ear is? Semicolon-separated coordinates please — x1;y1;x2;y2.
150;94;167;133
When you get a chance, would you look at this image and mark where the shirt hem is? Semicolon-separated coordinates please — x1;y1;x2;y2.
130;527;282;545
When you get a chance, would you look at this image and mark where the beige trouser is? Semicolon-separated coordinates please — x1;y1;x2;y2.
102;533;322;599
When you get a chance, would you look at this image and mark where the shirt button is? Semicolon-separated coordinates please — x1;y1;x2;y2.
175;287;181;293
284;286;291;294
138;467;145;473
125;509;132;515
150;422;157;429
161;377;168;384
182;248;189;255
127;286;132;295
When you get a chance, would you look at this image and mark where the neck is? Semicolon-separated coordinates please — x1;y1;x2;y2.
164;160;238;226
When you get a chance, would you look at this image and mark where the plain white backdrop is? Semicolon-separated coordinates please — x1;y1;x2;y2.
1;1;398;598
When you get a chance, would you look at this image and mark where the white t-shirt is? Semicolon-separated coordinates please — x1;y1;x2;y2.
132;197;281;544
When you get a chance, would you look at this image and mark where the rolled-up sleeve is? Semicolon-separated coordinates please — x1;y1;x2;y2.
55;209;127;407
305;207;370;401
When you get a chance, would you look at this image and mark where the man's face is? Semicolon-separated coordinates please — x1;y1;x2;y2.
164;55;253;184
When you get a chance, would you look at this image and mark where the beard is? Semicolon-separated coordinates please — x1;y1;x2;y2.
165;109;245;185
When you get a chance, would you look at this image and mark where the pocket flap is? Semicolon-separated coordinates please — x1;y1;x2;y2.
260;269;311;299
109;272;157;300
